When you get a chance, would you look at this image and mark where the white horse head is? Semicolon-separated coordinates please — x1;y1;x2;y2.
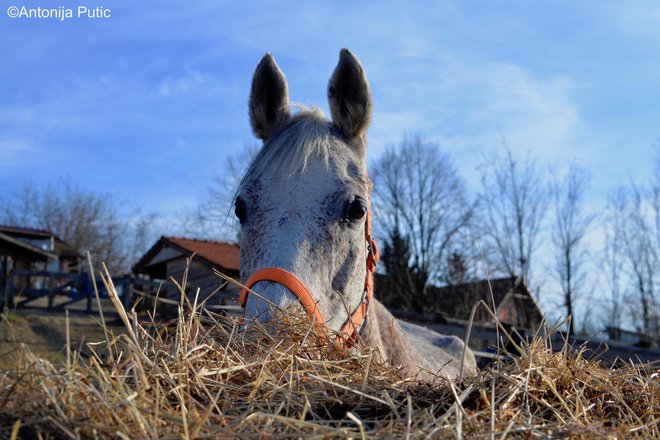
236;49;477;380
237;49;373;336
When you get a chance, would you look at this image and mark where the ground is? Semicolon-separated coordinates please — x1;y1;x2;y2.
0;303;124;369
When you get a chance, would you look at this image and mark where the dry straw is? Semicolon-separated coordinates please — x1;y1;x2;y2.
0;266;658;439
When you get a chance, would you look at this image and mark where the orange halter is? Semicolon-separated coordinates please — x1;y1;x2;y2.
238;205;379;348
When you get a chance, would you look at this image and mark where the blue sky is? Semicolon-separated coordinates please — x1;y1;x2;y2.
2;1;659;222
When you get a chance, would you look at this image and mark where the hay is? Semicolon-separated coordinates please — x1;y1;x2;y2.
0;270;658;439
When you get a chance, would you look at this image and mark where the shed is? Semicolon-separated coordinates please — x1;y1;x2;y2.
429;276;543;330
376;275;543;331
133;236;241;315
0;225;81;272
0;225;82;308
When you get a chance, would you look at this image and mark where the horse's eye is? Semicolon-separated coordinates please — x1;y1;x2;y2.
346;198;367;221
235;197;247;224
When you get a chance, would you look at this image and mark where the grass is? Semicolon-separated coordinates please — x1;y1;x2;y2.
0;309;124;370
0;267;658;439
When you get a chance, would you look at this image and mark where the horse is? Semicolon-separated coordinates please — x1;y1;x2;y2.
235;49;477;381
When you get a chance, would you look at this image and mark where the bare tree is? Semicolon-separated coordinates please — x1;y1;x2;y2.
371;135;474;310
441;219;489;286
618;182;659;339
126;212;160;268
0;179;156;274
549;165;596;334
600;144;660;342
477;146;548;293
188;142;259;241
603;175;660;341
601;188;628;332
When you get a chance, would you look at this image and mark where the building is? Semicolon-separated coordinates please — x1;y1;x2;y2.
0;225;82;308
430;276;543;330
376;275;543;330
132;236;241;315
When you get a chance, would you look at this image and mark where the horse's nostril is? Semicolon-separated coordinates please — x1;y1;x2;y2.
247;280;299;313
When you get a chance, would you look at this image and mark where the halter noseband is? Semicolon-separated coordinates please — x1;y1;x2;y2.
238;207;379;348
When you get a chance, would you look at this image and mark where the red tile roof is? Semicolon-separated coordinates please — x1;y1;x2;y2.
165;237;240;271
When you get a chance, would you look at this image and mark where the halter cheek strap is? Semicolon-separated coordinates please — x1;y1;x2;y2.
336;209;379;345
238;205;379;348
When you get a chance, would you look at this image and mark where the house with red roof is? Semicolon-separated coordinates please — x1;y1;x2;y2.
132;236;241;315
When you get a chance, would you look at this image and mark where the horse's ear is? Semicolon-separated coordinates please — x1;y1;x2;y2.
249;53;291;141
327;49;372;140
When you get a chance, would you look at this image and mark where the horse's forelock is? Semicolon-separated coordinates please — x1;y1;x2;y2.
238;107;341;195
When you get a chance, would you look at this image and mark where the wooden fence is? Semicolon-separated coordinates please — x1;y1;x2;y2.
3;269;166;313
3;268;241;317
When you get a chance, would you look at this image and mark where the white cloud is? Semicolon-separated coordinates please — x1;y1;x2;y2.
158;70;207;97
362;49;589;193
467;64;580;158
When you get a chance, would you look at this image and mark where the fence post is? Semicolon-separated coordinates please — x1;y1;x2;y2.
85;274;92;314
47;273;54;311
121;275;131;311
3;268;14;309
5;270;14;309
0;256;5;310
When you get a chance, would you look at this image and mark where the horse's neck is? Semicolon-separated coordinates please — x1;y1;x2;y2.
361;299;418;372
